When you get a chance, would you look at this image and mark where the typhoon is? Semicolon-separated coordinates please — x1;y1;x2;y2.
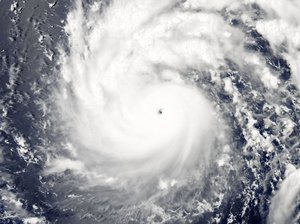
54;0;223;183
0;0;300;223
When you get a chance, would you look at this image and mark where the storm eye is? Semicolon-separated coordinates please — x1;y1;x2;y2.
158;108;163;115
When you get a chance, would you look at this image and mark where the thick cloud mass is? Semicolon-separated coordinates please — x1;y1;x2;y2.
268;166;300;224
2;0;299;223
47;0;299;221
55;0;223;181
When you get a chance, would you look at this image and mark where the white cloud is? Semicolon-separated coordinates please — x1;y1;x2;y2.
268;165;300;224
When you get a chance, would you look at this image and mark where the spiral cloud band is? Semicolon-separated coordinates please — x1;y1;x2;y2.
36;0;299;222
2;0;300;222
53;0;227;181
